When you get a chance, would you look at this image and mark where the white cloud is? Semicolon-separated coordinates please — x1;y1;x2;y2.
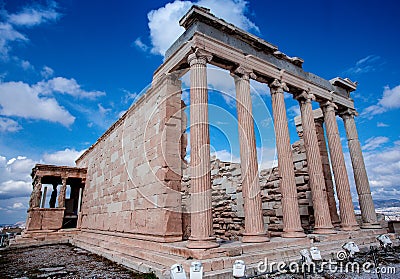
97;103;111;116
364;143;400;190
11;202;24;209
181;66;269;107
144;0;258;56
0;148;85;200
0;117;22;132
211;149;240;163
287;105;300;117
0;155;34;199
344;55;381;75
121;89;138;105
0;1;60;60
35;77;106;99
42;148;85;166
362;136;389;151
0;22;27;59
40;66;54;79
20;59;34;70
7;2;60;27
361;85;400;118
377;122;389;127
345;139;400;202
133;37;149;52
0;80;75;127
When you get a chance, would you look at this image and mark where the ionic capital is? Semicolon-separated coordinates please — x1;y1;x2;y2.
231;66;256;81
339;108;358;119
295;89;315;104
269;79;289;95
188;48;212;66
320;100;338;113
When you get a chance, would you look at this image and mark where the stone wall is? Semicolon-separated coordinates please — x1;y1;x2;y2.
182;138;315;240
76;75;185;242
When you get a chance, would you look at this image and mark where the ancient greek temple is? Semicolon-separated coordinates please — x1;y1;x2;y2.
19;6;386;278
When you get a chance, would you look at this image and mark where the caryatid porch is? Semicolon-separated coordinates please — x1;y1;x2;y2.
159;6;380;247
26;164;87;231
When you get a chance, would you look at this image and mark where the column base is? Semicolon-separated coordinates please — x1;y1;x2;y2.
282;230;307;238
313;227;337;235
186;237;219;249
340;224;360;231
242;232;270;243
361;223;382;229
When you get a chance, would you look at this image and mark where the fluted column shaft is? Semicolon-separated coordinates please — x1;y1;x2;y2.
234;67;269;243
296;91;335;234
186;50;219;249
58;177;67;208
314;118;340;226
269;79;305;238
341;110;380;228
321;102;359;230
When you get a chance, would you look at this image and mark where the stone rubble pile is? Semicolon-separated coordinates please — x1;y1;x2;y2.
182;139;316;240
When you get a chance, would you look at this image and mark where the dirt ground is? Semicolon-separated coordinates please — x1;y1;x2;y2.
0;244;157;279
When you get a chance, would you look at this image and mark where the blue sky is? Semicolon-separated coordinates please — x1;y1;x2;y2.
0;0;399;224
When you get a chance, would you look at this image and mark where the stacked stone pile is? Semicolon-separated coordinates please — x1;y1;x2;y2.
182;139;315;240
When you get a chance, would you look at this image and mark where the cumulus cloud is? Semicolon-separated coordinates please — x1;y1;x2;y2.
0;80;75;127
141;0;258;56
0;148;85;200
35;77;106;99
361;85;400;118
20;59;34;70
345;138;400;202
42;148;85;166
0;77;105;128
0;1;61;60
0;155;34;199
40;65;54;79
0;117;22;132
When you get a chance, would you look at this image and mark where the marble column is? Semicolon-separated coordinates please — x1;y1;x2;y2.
314;117;341;226
321;101;359;231
58;177;67;208
269;79;305;238
340;109;380;228
296;91;335;234
233;67;269;243
29;176;42;209
186;49;219;249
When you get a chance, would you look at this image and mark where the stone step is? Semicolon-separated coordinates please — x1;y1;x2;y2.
72;238;169;278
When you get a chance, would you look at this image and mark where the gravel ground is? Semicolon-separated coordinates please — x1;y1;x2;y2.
0;244;399;279
0;244;157;279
